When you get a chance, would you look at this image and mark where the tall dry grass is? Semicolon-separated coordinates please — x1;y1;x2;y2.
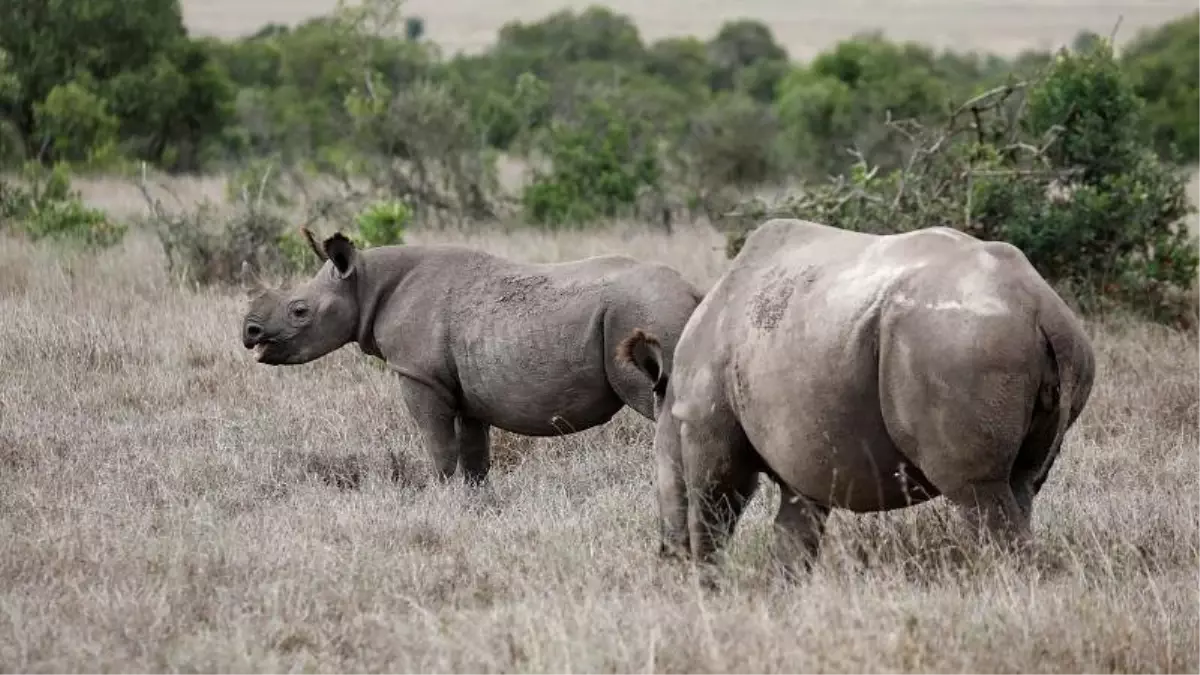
0;212;1197;672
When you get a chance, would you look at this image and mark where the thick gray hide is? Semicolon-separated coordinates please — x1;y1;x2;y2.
241;233;702;484
634;219;1095;577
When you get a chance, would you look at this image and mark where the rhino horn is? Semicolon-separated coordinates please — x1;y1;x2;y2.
238;260;265;298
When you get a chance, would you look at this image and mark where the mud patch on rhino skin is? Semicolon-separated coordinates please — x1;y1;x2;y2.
496;274;552;303
749;265;813;331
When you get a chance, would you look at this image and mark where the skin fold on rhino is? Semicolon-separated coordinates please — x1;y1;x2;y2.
617;218;1096;580
241;228;702;485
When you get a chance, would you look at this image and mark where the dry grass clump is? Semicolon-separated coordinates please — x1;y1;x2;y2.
0;220;1196;672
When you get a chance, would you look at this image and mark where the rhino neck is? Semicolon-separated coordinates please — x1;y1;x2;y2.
352;246;421;358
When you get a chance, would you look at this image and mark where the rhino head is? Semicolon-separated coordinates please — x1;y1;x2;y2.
240;228;362;365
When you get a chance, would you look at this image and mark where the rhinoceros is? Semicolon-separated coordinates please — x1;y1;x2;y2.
617;218;1095;578
241;228;702;484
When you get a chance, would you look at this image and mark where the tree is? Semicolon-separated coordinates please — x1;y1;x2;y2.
707;19;789;99
1121;12;1199;163
0;0;235;170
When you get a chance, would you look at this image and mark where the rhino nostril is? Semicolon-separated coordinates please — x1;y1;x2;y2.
244;323;265;347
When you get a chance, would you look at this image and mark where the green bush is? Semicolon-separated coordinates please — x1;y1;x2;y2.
1;162;125;248
522;96;661;226
355;199;410;247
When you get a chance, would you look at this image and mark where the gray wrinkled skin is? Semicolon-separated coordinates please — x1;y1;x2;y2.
241;230;701;484
621;219;1096;580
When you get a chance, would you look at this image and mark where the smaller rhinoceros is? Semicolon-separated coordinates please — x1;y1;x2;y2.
241;229;702;484
618;218;1095;579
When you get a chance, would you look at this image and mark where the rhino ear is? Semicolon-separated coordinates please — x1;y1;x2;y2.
301;226;328;262
616;329;664;384
323;232;358;279
239;260;265;298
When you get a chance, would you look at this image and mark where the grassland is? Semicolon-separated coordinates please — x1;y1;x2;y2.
1;173;1197;670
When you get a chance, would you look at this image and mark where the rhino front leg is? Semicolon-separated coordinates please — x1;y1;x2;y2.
772;485;830;583
456;416;491;486
397;378;459;481
681;415;760;571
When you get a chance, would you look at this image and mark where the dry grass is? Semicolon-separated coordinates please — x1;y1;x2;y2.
0;212;1197;672
181;0;1198;60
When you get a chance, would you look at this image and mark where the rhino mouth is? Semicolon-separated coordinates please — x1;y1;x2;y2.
253;340;283;364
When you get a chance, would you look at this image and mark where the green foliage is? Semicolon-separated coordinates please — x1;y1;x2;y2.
0;48;21;167
1;162;125;248
707;19;789;99
522;97;661;226
728;41;1197;324
674;92;785;200
1120;12;1199;163
355;199;410;247
775;33;955;176
33;79;121;165
0;0;233;170
208;9;436;165
496;6;646;72
643;37;712;91
1024;40;1145;182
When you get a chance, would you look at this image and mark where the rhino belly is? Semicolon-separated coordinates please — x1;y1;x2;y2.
455;328;624;436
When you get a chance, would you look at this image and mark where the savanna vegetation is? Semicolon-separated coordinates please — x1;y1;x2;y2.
0;0;1197;671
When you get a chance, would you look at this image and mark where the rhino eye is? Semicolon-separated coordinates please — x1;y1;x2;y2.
288;302;310;320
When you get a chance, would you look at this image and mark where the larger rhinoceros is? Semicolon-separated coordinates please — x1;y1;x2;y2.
617;218;1095;578
241;229;702;484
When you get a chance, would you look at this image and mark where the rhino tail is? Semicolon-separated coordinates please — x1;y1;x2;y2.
616;328;668;395
1029;323;1073;491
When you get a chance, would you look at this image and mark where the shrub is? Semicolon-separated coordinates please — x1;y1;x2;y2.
521;96;661;226
355;198;410;247
727;40;1198;324
343;74;499;225
146;164;297;286
1;162;125;248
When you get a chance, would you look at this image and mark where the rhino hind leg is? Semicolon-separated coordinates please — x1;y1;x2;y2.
456;416;491;486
